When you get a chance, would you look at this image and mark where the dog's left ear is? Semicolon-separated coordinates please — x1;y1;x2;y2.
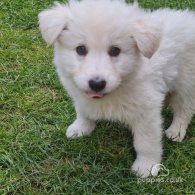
38;3;71;45
132;19;161;58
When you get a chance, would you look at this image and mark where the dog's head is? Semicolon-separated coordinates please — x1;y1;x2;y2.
39;0;160;99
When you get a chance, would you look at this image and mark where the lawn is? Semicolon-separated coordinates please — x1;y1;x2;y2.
0;0;194;194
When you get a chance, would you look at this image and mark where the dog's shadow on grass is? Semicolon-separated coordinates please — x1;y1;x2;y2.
162;107;173;131
61;107;174;164
61;120;135;169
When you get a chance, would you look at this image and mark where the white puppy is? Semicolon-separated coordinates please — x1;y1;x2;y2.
39;0;195;177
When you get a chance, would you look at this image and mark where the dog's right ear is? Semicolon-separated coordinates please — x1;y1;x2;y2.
38;3;71;45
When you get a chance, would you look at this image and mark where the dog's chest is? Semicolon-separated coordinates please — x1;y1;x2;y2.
81;94;146;125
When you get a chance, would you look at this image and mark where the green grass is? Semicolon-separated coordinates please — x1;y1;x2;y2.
0;0;195;194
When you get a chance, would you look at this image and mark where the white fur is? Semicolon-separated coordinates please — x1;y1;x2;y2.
39;0;195;177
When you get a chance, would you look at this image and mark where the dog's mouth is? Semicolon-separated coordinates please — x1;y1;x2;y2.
86;91;106;99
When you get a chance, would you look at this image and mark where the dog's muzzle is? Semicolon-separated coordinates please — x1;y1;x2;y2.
87;77;107;98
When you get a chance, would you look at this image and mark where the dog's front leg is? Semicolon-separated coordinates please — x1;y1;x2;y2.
66;117;95;138
66;105;95;139
131;111;163;177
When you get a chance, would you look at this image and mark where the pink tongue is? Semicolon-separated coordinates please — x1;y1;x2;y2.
87;92;104;98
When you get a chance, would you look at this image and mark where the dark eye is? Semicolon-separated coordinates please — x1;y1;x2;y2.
76;45;88;56
108;46;121;57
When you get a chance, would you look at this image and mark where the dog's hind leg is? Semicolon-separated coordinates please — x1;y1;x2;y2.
165;92;194;142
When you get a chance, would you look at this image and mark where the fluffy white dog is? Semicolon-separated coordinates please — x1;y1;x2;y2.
39;0;195;177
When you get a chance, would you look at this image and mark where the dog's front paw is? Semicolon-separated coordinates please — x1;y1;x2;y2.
66;119;95;139
131;158;160;178
165;126;186;142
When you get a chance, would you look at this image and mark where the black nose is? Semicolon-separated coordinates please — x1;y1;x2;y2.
89;78;106;92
